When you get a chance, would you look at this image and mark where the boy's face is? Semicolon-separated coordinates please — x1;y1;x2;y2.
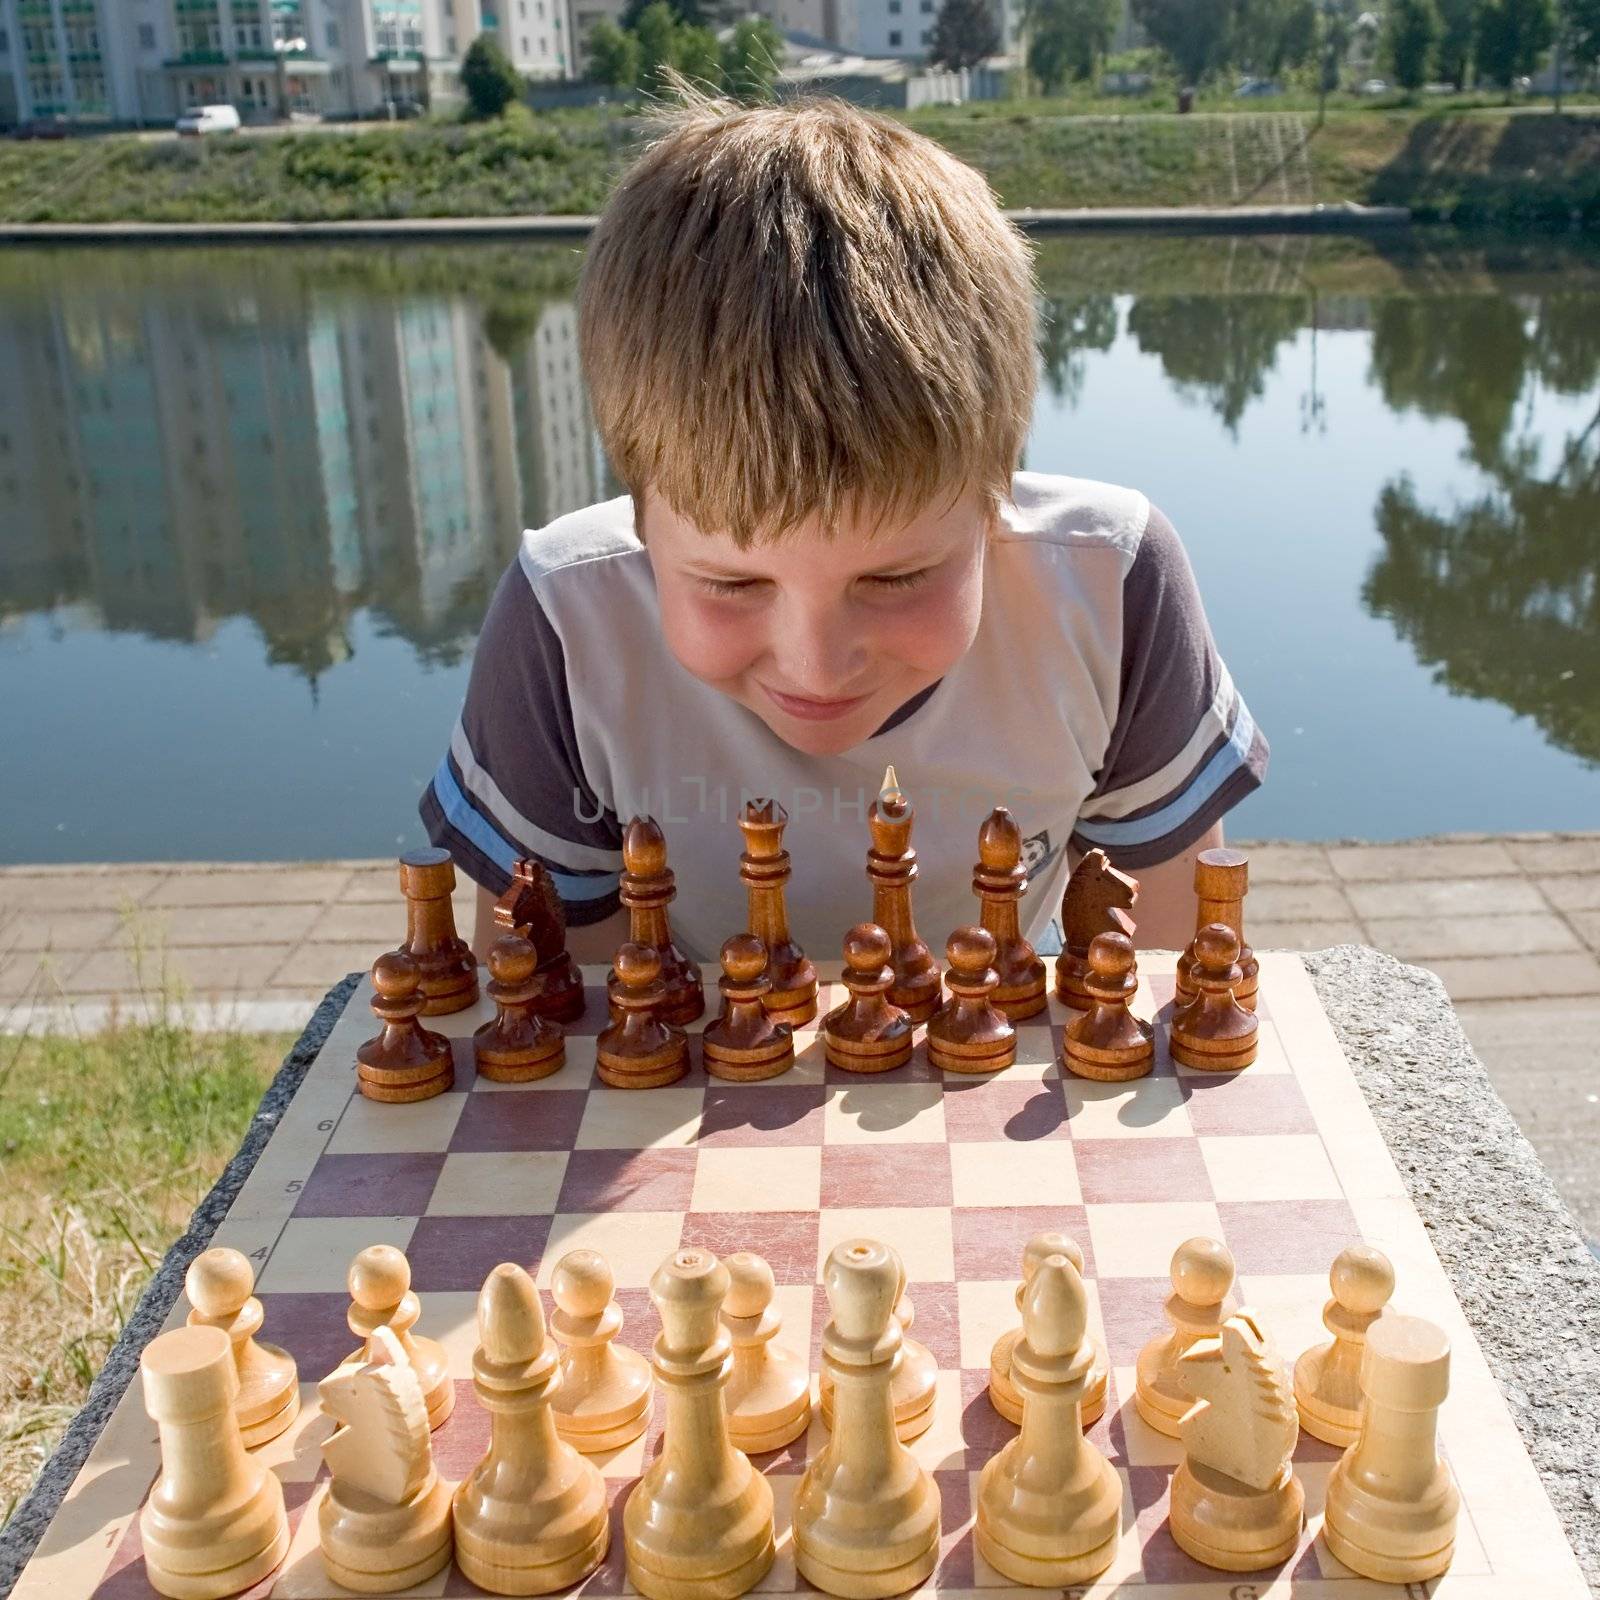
644;487;989;757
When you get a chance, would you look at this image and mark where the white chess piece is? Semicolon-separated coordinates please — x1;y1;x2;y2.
1322;1313;1459;1583
549;1247;651;1452
453;1262;611;1593
1135;1236;1235;1436
1169;1311;1304;1572
721;1250;811;1453
976;1252;1121;1585
317;1325;455;1593
1294;1243;1395;1446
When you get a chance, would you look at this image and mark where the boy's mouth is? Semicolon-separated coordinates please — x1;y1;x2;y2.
759;684;873;722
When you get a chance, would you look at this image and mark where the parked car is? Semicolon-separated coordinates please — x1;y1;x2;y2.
12;115;71;139
176;104;241;136
1235;77;1284;97
1356;77;1390;95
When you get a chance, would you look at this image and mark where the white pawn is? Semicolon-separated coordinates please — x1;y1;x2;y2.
1135;1236;1235;1437
721;1251;811;1453
347;1244;453;1429
454;1263;610;1593
1294;1244;1395;1446
794;1239;941;1598
1322;1313;1459;1584
1169;1311;1304;1572
549;1248;651;1453
318;1325;455;1593
139;1324;290;1600
623;1248;775;1599
819;1245;936;1441
185;1246;300;1449
976;1252;1121;1585
988;1231;1108;1428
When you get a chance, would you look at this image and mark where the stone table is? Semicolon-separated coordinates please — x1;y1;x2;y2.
0;949;1595;1597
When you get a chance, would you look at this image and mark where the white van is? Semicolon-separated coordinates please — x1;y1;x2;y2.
176;104;242;136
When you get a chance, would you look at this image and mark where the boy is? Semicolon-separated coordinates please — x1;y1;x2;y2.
421;91;1267;968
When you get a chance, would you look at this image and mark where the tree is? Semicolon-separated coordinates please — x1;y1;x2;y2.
1233;0;1318;75
586;17;641;86
674;21;723;84
634;0;683;91
1474;0;1555;88
720;16;783;98
1385;0;1441;86
460;34;523;118
621;0;705;29
1436;0;1479;86
1567;0;1600;68
1131;0;1233;85
1314;0;1357;117
929;0;1001;70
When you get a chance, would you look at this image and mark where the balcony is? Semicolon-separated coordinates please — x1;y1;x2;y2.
163;48;227;65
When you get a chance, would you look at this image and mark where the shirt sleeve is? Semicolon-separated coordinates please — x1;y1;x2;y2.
419;556;623;926
1070;503;1269;870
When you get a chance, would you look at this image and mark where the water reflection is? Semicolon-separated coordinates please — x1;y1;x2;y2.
0;254;609;685
2;238;1600;856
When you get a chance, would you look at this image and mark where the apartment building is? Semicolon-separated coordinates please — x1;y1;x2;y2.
0;0;572;127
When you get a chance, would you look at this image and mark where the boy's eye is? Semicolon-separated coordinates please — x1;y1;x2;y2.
865;568;933;593
695;576;764;599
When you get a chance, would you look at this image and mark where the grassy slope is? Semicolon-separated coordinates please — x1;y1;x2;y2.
0;104;1597;226
0;1021;285;1521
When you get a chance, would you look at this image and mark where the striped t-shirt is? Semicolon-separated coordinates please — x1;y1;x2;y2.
420;471;1268;962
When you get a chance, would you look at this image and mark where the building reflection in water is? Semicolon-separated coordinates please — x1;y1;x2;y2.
0;280;612;685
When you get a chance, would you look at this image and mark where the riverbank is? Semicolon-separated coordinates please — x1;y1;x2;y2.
4;833;1599;1243
1;106;1596;229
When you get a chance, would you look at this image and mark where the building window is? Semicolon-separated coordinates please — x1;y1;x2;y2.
888;27;900;42
521;34;529;52
919;26;929;39
326;21;339;44
137;22;156;47
519;0;526;13
1;26;11;53
888;1;900;11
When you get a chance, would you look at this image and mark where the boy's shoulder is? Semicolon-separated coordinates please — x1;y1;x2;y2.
516;494;643;586
996;471;1153;569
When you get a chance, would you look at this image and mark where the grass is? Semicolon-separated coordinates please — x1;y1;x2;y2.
1;100;1598;227
0;985;287;1524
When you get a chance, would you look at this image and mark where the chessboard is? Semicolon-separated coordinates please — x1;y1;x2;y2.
10;953;1588;1600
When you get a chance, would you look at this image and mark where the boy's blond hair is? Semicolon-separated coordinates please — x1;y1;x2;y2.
577;86;1038;546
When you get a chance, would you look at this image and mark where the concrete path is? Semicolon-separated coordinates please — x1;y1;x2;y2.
3;833;1597;1242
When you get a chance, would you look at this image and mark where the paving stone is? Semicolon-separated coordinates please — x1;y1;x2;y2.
1363;911;1580;962
341;866;400;903
270;942;383;990
1504;836;1600;875
137;902;327;948
1457;998;1600;1239
1232;843;1334;884
1539;875;1600;914
1247;882;1355;921
1565;911;1600;951
0;952;76;1002
0;872;170;911
0;911;122;953
1329;841;1521;881
142;868;353;908
1420;951;1600;1003
63;945;282;998
1252;918;1367;949
309;901;407;943
1344;876;1549;919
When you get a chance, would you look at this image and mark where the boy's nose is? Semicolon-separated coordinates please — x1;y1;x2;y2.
773;600;871;696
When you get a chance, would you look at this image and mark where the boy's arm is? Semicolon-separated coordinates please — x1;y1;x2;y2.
1109;820;1224;952
472;885;628;967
